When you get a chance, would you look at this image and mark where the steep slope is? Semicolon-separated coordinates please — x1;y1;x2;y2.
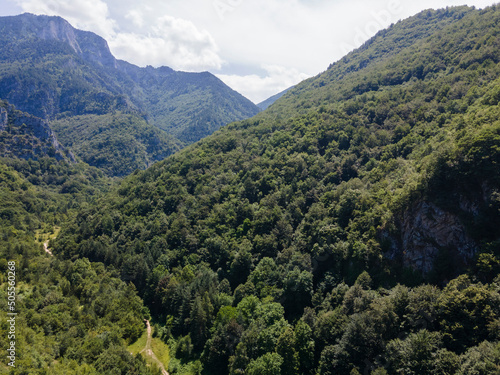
57;3;500;284
0;13;129;119
54;6;500;374
0;111;160;373
0;99;74;162
0;13;259;175
0;162;155;375
50;113;181;177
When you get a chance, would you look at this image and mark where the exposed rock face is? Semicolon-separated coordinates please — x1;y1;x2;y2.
0;101;75;162
398;201;478;273
35;14;83;54
3;13;117;68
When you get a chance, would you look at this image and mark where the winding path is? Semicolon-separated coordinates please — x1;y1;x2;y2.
140;320;169;375
43;240;53;256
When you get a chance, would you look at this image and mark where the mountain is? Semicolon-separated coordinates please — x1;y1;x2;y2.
117;62;261;144
257;86;293;110
0;13;260;175
50;112;182;177
53;5;500;375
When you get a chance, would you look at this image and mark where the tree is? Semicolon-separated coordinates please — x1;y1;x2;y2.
459;341;500;375
386;330;443;374
246;352;283;375
283;267;313;319
295;319;315;375
276;327;299;375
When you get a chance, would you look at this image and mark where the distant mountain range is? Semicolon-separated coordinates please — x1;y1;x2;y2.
257;86;293;110
0;13;260;175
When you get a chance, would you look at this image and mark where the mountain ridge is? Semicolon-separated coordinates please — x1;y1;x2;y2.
0;13;260;175
57;3;500;296
257;86;294;110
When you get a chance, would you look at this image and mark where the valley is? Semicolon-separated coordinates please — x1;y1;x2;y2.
0;4;499;375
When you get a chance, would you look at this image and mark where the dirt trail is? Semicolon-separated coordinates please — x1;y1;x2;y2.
39;227;60;256
140;320;169;375
43;240;53;256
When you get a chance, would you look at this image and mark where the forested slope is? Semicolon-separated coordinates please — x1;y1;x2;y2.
0;99;74;163
0;95;163;373
50;112;182;177
0;156;163;374
53;6;500;375
117;63;261;144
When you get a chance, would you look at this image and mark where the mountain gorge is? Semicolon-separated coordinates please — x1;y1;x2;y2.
1;5;500;375
0;99;74;162
0;13;260;176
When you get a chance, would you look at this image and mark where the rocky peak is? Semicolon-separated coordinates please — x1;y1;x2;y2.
0;13;117;68
33;14;83;55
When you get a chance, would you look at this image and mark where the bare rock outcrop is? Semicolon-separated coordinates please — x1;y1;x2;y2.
398;201;478;273
0;100;75;162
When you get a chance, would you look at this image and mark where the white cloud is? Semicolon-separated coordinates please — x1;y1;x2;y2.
8;0;500;101
13;0;223;71
109;15;223;71
125;9;144;28
217;65;310;103
14;0;116;39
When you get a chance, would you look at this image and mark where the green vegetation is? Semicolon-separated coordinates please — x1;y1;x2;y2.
126;67;261;144
51;112;181;177
0;156;162;374
51;5;500;375
0;103;159;374
127;325;170;372
1;5;500;374
128;330;149;356
0;99;73;163
151;336;170;370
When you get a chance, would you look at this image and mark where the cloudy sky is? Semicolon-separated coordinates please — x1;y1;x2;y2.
0;0;497;103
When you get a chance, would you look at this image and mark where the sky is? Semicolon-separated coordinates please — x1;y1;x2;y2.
0;0;497;103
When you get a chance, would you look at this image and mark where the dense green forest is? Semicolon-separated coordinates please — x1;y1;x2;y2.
1;4;500;375
0;98;160;374
49;5;500;375
119;65;260;144
0;99;74;163
51;112;182;177
0;156;166;374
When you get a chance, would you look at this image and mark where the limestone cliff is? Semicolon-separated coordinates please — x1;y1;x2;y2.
3;13;117;68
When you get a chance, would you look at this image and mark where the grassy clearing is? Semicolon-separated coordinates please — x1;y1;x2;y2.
151;337;170;368
127;329;148;355
35;226;61;244
126;325;170;371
